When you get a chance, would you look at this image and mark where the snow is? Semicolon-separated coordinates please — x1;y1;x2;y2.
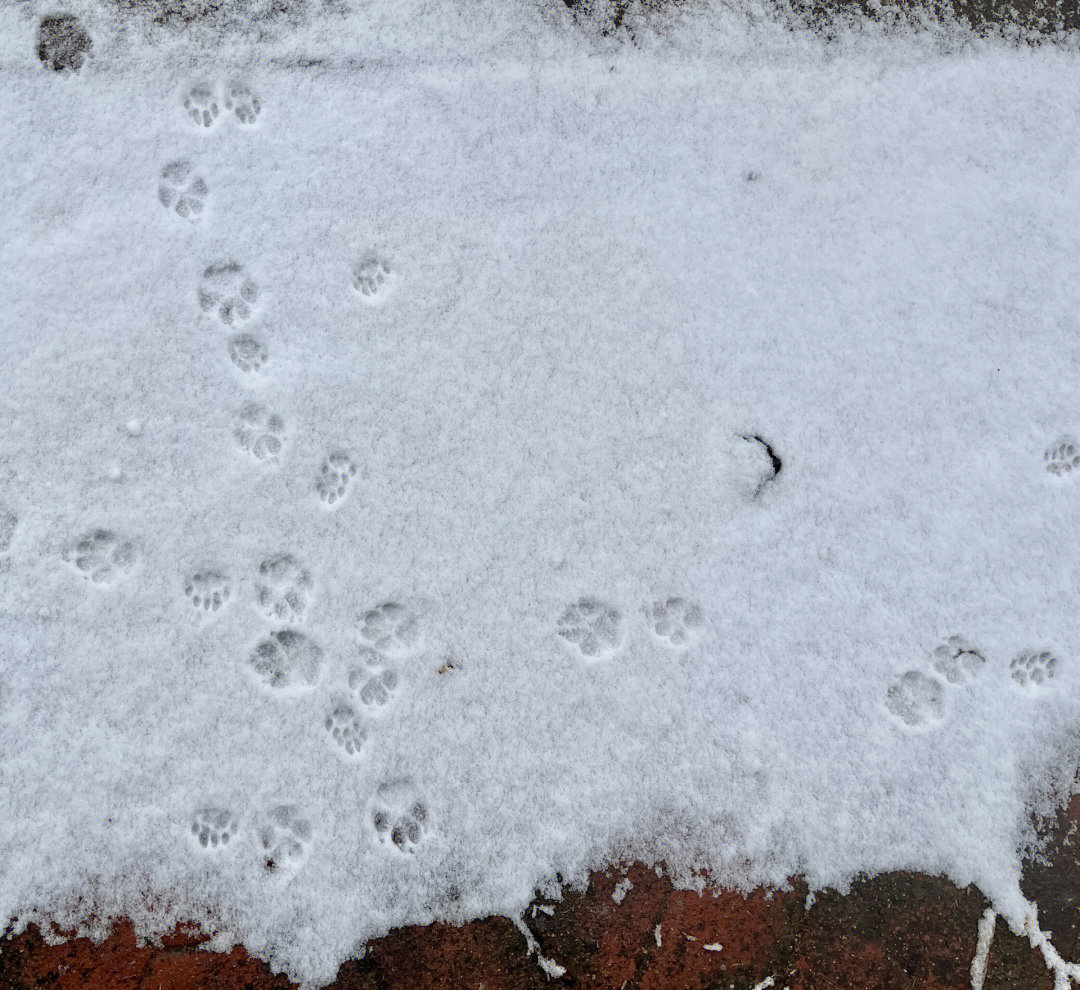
3;0;1080;984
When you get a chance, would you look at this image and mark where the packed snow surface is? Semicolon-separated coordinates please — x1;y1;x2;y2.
3;1;1080;983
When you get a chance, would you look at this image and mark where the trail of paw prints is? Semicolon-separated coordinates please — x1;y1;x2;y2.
884;670;946;728
1045;436;1080;478
257;804;312;875
255;553;312;623
351;255;395;305
199;263;259;328
324;697;367;758
556;597;623;661
189;806;238;851
316;450;358;509
184;568;231;617
359;602;421;656
227;333;268;378
182;80;221;129
234;402;285;464
371;779;429;855
1011;649;1060;690
158;160;208;222
224;80;262;126
61;529;137;585
245;629;324;692
645;597;703;650
348;647;400;709
930;635;985;685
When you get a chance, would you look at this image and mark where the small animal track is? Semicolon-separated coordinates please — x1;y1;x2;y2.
351;255;395;304
258;804;312;874
316;451;358;508
246;629;324;692
37;14;91;72
348;649;399;708
372;779;429;855
234;403;285;463
190;806;238;850
930;635;985;685
227;333;268;376
556;597;623;660
359;602;421;655
1011;649;1059;688
182;80;221;129
324;699;367;757
645;597;703;649
199;263;259;327
224;80;262;126
184;569;231;615
158;160;208;221
255;553;312;623
1045;437;1080;477
885;670;946;727
61;529;137;585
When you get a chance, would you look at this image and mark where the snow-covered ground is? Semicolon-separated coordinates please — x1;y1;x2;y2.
3;2;1080;984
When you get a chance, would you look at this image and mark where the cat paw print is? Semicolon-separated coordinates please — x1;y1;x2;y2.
348;648;399;708
62;529;137;585
1011;649;1059;689
227;333;268;376
1045;436;1080;477
258;804;312;874
556;597;623;660
359;602;421;656
182;80;221;129
158;160;208;222
246;630;324;692
885;670;946;728
224;80;262;126
189;806;238;850
371;779;429;855
316;450;358;509
198;263;259;327
234;402;285;464
645;597;703;650
184;569;231;616
324;698;367;758
255;553;312;623
351;255;395;305
930;635;985;685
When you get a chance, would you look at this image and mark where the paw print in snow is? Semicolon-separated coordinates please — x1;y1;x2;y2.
372;779;429;854
316;451;358;508
258;804;312;874
62;530;137;585
885;670;946;727
255;553;312;623
1045;437;1080;477
351;255;395;305
646;597;703;650
359;602;421;655
190;807;238;850
348;648;399;708
0;506;18;555
158;160;208;221
1011;649;1059;688
246;629;324;692
556;598;623;660
234;403;285;464
225;80;261;126
324;699;367;758
930;635;985;685
198;263;259;327
227;333;268;376
184;569;231;616
182;80;220;129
